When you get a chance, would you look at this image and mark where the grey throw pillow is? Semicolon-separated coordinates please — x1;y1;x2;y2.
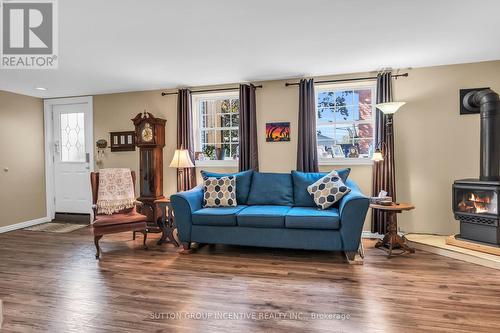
307;171;350;209
203;176;237;207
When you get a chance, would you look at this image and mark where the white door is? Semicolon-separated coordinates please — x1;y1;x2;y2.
47;97;93;214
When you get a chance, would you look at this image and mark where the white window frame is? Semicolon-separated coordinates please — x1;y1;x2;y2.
192;91;239;167
315;81;376;166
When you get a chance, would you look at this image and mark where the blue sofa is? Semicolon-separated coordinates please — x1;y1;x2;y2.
171;169;369;262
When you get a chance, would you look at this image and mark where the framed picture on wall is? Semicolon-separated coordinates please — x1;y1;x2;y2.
110;131;136;152
265;122;290;142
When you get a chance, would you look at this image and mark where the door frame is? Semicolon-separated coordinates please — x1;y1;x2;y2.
44;96;94;220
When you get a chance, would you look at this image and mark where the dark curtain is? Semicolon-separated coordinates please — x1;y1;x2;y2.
177;89;197;191
238;84;259;171
371;72;397;234
297;79;319;172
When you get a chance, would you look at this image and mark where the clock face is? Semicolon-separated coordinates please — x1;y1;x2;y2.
141;123;154;142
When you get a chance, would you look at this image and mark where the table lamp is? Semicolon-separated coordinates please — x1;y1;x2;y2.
169;147;194;191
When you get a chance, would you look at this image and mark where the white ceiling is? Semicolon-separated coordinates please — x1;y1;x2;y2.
1;0;500;98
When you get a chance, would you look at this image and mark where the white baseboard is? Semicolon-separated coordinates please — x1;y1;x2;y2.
362;231;383;239
0;216;50;234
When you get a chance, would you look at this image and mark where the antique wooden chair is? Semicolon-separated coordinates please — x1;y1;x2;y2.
90;171;148;259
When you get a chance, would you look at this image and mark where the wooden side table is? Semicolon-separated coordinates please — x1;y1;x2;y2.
371;203;415;256
154;198;179;247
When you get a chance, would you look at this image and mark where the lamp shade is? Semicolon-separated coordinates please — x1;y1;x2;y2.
376;101;406;114
372;150;384;162
169;149;194;168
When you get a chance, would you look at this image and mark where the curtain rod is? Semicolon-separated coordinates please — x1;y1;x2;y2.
161;85;263;96
284;73;409;87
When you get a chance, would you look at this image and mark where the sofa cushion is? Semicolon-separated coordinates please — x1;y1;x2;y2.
247;172;294;206
201;170;254;204
285;207;340;230
203;176;237;207
292;168;351;207
237;205;291;228
308;171;351;209
192;205;247;226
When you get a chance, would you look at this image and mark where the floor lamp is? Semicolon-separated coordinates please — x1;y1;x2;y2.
372;101;411;254
371;102;406;162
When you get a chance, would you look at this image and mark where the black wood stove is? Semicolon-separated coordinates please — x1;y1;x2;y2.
453;89;500;245
453;89;500;244
453;179;499;244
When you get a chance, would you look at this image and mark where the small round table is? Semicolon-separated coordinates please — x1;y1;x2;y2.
371;203;415;256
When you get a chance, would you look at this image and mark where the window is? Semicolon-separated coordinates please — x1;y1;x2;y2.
193;92;239;164
315;82;375;164
60;112;86;162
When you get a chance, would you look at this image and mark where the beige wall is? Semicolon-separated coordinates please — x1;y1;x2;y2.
0;91;46;228
395;60;500;235
93;91;178;197
93;60;500;235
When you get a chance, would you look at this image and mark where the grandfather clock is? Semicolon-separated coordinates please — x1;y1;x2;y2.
132;111;166;226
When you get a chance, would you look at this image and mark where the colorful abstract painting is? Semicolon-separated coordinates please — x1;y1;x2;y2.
266;122;290;142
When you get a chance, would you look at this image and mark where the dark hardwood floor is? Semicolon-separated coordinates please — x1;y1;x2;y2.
1;227;500;333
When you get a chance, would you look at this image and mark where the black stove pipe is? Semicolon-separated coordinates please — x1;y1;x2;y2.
464;89;500;181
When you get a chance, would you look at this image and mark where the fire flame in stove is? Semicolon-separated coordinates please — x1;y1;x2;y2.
458;192;494;214
468;193;490;213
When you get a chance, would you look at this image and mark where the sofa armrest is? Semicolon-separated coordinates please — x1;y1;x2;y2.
171;185;204;243
339;180;370;251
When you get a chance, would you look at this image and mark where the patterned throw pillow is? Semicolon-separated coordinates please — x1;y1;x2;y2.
307;171;350;209
203;176;237;207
